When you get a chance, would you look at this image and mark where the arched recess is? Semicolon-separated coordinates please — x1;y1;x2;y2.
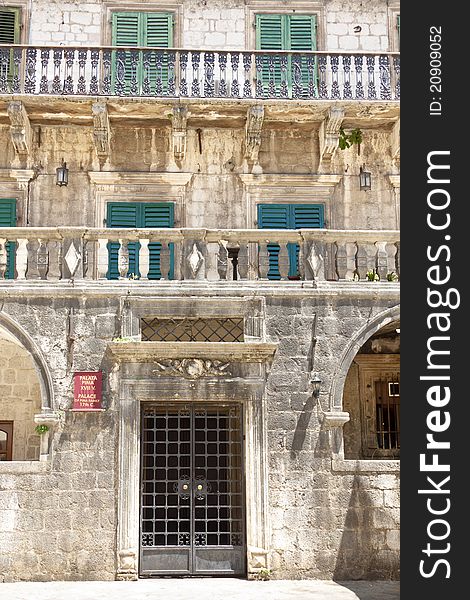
329;305;400;413
0;311;54;411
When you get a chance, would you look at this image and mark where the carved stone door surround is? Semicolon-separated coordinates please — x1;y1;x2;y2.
105;341;276;580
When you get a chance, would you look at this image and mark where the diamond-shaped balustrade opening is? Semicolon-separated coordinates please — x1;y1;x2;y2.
140;318;244;342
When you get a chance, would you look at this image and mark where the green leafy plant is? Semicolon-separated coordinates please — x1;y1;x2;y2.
254;568;272;581
339;127;363;154
386;271;399;282
366;269;380;281
127;273;140;280
112;336;134;343
35;424;49;435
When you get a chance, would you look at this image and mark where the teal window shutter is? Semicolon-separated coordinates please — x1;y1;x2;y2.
142;203;174;279
112;11;173;94
256;13;317;96
0;198;17;279
258;203;324;279
106;202;174;280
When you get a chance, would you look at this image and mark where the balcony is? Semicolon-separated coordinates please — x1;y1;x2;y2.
0;227;399;284
0;45;399;101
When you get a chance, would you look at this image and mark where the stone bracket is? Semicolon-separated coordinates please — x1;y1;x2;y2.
391;118;400;162
318;107;345;168
7;101;32;156
321;411;350;429
172;105;188;161
245;105;265;173
34;411;62;462
92;102;111;157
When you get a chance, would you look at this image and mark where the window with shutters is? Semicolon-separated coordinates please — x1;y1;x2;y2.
0;198;16;280
255;13;317;96
257;203;324;279
111;11;173;94
106;202;174;280
0;7;21;43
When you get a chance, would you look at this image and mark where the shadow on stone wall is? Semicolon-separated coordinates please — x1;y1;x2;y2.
333;474;400;580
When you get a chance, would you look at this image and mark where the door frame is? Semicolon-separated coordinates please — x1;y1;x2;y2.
108;342;276;580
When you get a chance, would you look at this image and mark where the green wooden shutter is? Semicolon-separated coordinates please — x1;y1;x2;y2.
142;203;174;279
145;12;173;93
258;203;323;279
112;12;140;93
256;14;284;93
0;198;16;279
106;202;174;280
107;203;139;279
288;15;316;97
0;8;20;43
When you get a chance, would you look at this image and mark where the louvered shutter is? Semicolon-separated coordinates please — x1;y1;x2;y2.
144;13;173;93
0;198;16;279
257;204;289;280
288;15;316;96
112;12;141;94
258;204;323;279
106;203;139;279
256;14;284;94
0;8;19;44
142;203;174;279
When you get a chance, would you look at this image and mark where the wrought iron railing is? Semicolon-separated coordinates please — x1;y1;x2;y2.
0;45;400;100
0;227;400;282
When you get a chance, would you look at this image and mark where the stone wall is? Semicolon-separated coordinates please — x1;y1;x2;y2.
0;124;398;230
21;1;397;51
0;291;399;580
0;339;42;461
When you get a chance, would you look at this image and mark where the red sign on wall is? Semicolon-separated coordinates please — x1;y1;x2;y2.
72;371;103;411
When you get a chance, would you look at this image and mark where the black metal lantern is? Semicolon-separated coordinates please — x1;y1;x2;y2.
56;160;69;187
359;166;371;191
310;373;322;398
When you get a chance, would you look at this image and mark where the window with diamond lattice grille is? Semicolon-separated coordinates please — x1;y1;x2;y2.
140;318;244;342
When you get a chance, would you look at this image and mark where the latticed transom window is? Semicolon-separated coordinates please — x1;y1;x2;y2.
141;318;244;342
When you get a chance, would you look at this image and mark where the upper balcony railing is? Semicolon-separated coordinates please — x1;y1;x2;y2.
0;227;400;284
0;45;400;101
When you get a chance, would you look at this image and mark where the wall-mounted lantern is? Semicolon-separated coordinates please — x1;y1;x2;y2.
56;160;69;187
359;166;371;191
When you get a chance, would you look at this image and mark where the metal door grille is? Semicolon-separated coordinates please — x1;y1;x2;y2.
140;318;244;342
140;403;245;575
374;373;400;453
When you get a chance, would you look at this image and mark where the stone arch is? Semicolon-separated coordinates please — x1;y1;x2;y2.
329;304;400;412
0;312;54;411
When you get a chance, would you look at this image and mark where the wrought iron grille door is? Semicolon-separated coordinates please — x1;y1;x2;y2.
140;403;245;576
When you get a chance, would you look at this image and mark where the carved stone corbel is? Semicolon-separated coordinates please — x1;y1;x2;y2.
391;118;400;164
318;107;345;169
7;101;32;156
172;105;188;161
245;105;265;173
92;102;110;157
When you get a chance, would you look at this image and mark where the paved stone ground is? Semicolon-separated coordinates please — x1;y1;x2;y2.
0;579;399;600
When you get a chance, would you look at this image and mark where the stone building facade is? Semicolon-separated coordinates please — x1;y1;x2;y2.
0;0;400;582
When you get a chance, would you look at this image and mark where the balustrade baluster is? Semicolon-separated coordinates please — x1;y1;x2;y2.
16;239;28;280
366;55;377;99
376;242;388;280
47;240;61;280
307;54;317;98
0;49;9;93
379;55;391;100
160;242;171;279
354;55;364;99
342;55;352;99
52;49;63;94
204;52;215;97
331;55;341;99
37;241;49;280
155;51;164;96
130;50;139;95
292;54;303;99
393;56;400;99
115;50;126;95
243;53;252;98
168;51;176;96
63;49;74;95
217;243;229;280
237;243;249;279
118;240;129;279
0;239;7;279
318;55;328;99
102;50;111;95
180;51;188;97
25;48;37;94
385;242;398;279
231;52;240;97
77;49;87;95
97;239;109;279
26;240;41;280
258;243;270;280
278;243;289;280
191;51;201;97
11;48;22;93
90;50;99;94
139;239;150;280
39;49;50;93
279;54;288;98
218;52;228;97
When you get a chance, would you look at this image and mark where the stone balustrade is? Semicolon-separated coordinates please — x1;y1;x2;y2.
0;45;399;101
0;227;400;283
